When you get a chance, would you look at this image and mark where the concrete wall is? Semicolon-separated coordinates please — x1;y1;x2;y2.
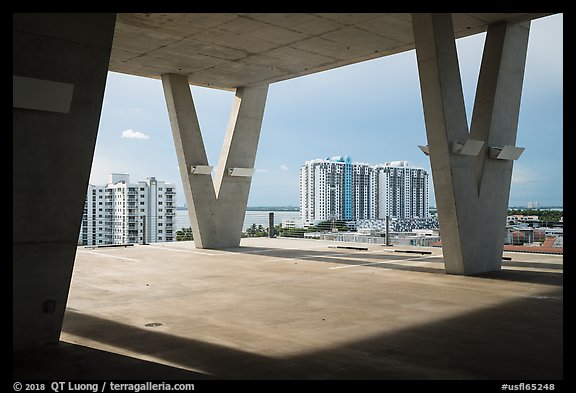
13;13;116;349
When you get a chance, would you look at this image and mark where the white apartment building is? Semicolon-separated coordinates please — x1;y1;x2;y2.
78;173;176;245
300;157;429;224
374;161;429;220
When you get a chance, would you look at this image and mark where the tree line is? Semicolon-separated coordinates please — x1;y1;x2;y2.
507;209;563;222
175;220;353;241
176;211;562;242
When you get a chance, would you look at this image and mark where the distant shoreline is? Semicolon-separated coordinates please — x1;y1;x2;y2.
176;206;300;212
246;206;300;211
176;206;561;212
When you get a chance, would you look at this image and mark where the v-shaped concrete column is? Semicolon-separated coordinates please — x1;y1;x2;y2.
162;74;268;249
412;13;530;275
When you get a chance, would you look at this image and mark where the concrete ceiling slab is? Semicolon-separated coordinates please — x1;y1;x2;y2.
109;13;552;90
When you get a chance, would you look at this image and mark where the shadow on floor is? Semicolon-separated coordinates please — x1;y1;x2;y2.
15;286;562;380
223;246;563;286
12;341;214;380
290;287;563;380
472;269;563;286
501;260;563;270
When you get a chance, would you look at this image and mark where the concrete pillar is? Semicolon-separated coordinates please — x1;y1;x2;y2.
13;13;116;349
162;74;268;249
412;13;530;275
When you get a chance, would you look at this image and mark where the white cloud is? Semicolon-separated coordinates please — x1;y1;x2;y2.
121;129;150;140
280;164;289;171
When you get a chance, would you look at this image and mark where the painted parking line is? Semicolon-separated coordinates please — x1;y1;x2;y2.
145;244;217;256
77;250;141;262
236;244;334;253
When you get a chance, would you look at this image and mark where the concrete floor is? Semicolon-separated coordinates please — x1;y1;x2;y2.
14;238;563;380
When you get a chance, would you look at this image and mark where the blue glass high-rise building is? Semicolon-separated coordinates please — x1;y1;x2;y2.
343;155;353;220
300;157;429;224
325;155;353;220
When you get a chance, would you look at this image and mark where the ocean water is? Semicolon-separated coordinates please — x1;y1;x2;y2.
175;209;301;231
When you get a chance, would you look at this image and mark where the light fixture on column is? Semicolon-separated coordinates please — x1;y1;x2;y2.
451;139;485;156
190;165;213;175
489;145;525;160
228;167;255;177
418;145;430;156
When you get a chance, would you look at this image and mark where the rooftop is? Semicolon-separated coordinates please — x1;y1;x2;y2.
14;238;562;379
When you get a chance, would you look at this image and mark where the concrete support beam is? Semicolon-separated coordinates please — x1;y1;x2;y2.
13;13;116;349
412;13;530;275
162;74;268;248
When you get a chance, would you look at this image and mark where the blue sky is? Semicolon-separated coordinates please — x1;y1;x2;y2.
91;14;562;207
